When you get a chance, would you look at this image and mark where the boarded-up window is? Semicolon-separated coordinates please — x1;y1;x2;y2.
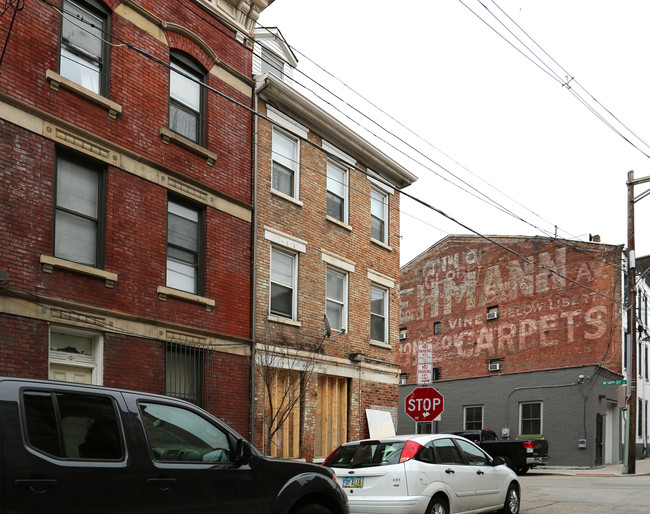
264;368;301;459
315;375;348;459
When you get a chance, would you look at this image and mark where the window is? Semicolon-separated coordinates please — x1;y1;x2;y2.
370;284;388;343
23;390;122;460
326;160;348;223
54;150;104;267
271;128;299;197
270;248;297;319
464;406;483;430
487;306;499;320
399;372;408;385
167;199;203;295
326;268;347;332
59;0;109;94
49;327;103;385
433;438;464;465
519;402;542;435
139;402;231;463
433;321;442;335
261;47;284;79
370;187;388;243
431;367;441;381
456;438;489;466
165;342;204;406
169;51;205;144
416;422;433;434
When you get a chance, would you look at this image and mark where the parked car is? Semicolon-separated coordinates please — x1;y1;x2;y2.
324;433;519;514
449;429;549;475
0;376;348;514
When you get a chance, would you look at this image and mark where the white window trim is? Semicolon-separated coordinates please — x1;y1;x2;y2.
267;107;309;138
367;173;395;195
326;159;349;225
270;246;299;323
519;401;543;435
370;186;389;245
326;267;348;332
370;283;389;346
264;227;307;253
49;325;104;385
321;250;355;273
322;140;355;167
463;405;484;430
367;269;395;289
271;126;300;199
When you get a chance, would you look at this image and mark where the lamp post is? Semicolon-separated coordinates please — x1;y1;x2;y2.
625;170;650;474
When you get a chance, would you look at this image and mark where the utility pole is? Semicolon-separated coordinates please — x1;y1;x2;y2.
625;170;650;475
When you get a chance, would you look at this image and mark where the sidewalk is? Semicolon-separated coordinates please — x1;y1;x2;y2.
531;458;650;476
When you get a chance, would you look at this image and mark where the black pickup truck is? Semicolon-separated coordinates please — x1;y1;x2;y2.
450;429;548;475
0;376;348;514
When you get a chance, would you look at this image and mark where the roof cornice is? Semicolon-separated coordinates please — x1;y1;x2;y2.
256;74;417;189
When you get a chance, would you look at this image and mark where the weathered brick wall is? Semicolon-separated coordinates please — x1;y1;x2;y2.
0;0;254;431
400;236;623;382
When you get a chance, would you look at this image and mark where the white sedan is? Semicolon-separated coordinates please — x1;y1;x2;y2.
323;433;519;514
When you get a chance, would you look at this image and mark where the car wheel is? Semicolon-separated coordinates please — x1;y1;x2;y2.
426;496;449;514
291;503;332;514
498;484;520;514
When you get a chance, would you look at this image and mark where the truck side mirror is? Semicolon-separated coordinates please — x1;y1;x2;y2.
235;439;252;465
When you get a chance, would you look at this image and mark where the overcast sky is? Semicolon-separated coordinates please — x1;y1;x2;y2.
258;0;650;266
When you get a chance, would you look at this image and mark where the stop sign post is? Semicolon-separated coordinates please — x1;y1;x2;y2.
405;387;444;422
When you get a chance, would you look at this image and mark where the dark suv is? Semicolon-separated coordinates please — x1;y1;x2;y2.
0;377;348;514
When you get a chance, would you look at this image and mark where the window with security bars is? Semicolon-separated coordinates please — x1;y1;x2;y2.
59;0;109;95
165;342;204;407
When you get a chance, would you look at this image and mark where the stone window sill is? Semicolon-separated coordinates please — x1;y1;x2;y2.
45;70;122;119
369;340;391;350
270;189;303;207
371;238;392;252
40;255;118;288
159;127;217;166
157;285;215;312
326;216;352;232
268;314;302;327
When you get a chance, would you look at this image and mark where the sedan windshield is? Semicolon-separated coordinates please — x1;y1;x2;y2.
325;441;406;468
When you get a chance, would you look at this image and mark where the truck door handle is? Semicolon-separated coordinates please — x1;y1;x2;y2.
445;468;455;474
147;477;177;490
15;478;57;493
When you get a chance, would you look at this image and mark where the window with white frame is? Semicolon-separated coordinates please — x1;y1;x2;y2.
167;198;203;295
326;160;348;223
169;51;205;144
464;405;483;430
59;0;109;95
55;150;105;268
49;326;103;385
370;187;388;243
271;128;299;198
261;47;284;80
519;401;542;435
326;268;347;332
370;284;388;343
270;247;297;319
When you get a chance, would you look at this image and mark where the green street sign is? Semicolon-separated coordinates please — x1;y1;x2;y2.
602;379;626;385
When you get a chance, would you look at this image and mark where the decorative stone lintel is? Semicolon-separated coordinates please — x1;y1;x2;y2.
45;70;122;119
157;285;215;312
159;127;217;166
40;255;118;288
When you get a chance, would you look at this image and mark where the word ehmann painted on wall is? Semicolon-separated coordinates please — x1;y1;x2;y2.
400;243;619;369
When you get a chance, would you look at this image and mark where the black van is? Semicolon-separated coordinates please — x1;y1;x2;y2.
0;377;348;514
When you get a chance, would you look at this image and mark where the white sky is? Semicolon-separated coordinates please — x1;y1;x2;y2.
258;0;650;266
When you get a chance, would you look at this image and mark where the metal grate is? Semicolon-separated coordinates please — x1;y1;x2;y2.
165;342;205;407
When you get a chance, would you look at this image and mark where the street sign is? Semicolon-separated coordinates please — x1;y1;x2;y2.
602;379;627;385
405;387;444;422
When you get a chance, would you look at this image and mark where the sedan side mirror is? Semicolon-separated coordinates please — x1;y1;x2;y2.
491;456;506;467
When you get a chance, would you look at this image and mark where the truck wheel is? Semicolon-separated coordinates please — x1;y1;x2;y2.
291;503;332;514
516;465;529;475
498;483;520;514
426;496;449;514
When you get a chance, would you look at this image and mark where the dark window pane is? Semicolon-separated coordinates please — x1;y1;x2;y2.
327;192;344;220
271;283;293;317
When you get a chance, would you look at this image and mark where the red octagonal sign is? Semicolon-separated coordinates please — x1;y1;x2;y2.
405;387;444;422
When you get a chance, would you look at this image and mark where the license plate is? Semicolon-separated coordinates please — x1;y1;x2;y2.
342;476;364;488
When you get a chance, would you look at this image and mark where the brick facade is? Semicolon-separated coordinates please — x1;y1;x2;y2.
0;0;264;436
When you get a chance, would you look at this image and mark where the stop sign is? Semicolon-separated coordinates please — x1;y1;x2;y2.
405;387;444;422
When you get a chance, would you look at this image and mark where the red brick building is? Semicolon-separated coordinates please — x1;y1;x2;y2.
0;0;270;435
399;235;627;467
251;29;417;460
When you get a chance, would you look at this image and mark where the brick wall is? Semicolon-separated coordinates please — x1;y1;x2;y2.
400;236;623;382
